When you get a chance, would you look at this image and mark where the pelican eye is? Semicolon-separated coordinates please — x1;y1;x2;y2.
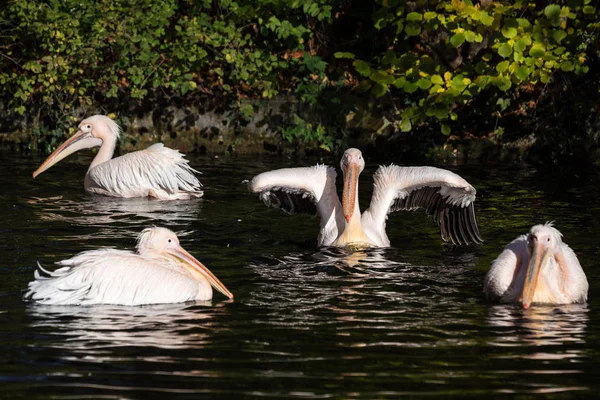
547;237;551;242
168;239;172;243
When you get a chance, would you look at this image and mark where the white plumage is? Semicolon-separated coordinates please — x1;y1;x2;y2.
250;148;482;247
24;227;233;306
484;223;588;308
33;115;203;200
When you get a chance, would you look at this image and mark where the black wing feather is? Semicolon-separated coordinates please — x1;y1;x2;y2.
259;187;318;216
391;186;483;245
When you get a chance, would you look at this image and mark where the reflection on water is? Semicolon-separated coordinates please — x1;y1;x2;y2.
26;302;222;351
2;153;600;397
28;195;202;227
487;304;588;348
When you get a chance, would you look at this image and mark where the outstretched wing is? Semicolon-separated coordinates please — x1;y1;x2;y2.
362;165;483;245
86;144;203;199
248;165;345;246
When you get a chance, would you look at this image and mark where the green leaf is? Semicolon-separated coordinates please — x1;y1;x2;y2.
393;77;406;88
540;71;551;83
451;75;467;91
430;104;449;120
371;82;387;97
371;70;395;85
353;60;372;77
583;6;595;14
515;66;530;80
400;119;412;132
429;84;442;94
356;80;373;93
551;30;567;43
417;78;432;89
450;33;465;48
480;12;494;26
404;81;419;93
406;12;423;22
464;31;482;43
501;26;517;39
494;76;512;91
544;4;561;19
496;60;510;73
530;43;545;58
405;22;421;36
561;61;574;72
441;124;451;135
498;43;513;58
514;39;527;53
431;75;444;85
334;52;355;59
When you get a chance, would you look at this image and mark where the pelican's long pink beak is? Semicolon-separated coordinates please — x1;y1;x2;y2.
33;130;100;178
522;238;551;309
342;161;360;222
168;246;234;300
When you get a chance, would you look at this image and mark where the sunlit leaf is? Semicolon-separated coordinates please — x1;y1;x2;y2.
353;60;372;76
334;52;355;59
515;66;530;80
400;118;412;132
551;30;567;43
417;78;432;89
406;12;422;21
441;124;451;135
431;75;444;85
405;22;421;36
498;43;513;58
501;26;517;39
450;33;465;48
530;43;545;58
496;60;509;73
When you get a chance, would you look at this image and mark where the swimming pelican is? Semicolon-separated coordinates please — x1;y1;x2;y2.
484;223;588;309
249;148;482;247
33;115;203;199
24;227;233;305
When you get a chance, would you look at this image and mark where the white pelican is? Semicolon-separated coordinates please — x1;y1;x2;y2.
24;227;233;305
484;223;588;309
33;115;203;199
249;148;482;247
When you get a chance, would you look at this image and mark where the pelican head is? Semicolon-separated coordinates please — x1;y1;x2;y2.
340;148;365;222
136;227;234;300
522;223;562;309
33;115;120;178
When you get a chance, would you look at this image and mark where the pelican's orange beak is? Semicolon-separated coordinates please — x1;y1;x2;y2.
33;130;101;178
168;246;234;300
342;161;360;222
522;237;551;309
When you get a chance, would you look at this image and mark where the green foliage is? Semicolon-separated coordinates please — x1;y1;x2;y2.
340;0;599;135
0;0;340;150
281;114;334;151
1;0;599;158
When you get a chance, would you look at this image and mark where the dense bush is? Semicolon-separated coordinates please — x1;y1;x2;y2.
339;0;599;137
0;0;599;160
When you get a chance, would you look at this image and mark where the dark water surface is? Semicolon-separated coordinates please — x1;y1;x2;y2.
1;150;600;398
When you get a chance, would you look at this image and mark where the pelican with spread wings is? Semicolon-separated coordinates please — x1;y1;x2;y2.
249;148;483;247
33;115;203;200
